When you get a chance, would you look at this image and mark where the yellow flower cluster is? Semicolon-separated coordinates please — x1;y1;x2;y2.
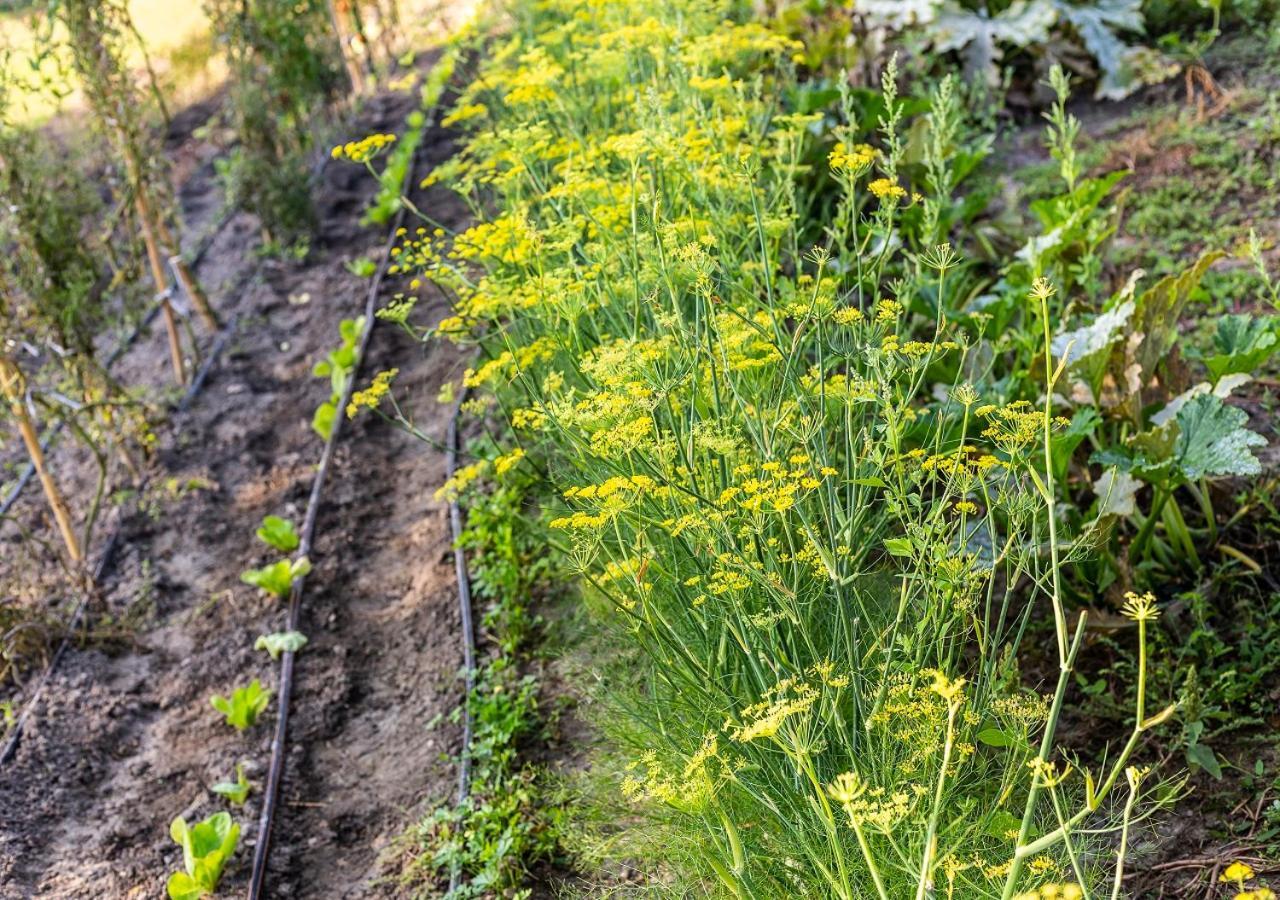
829;141;876;173
346;368;397;419
731;675;818;743
1222;862;1275;900
621;734;722;812
330;132;396;162
869;672;977;774
551;475;670;531
868;177;907;200
826;771;918;832
1012;886;1083;900
978;401;1070;455
1121;590;1160;622
717;455;836;514
434;459;488;503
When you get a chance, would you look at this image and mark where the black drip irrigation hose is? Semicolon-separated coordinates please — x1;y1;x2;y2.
445;385;477;895
246;105;444;899
0;328;238;766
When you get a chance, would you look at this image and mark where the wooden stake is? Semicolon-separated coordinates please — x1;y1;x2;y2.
135;194;187;384
329;0;366;94
0;359;83;565
152;210;218;330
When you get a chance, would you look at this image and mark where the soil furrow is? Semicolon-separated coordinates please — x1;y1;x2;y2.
0;81;469;899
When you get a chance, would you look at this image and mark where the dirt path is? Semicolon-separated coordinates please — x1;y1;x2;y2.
0;76;472;898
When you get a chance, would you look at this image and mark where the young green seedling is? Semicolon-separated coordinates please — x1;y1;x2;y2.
311;316;365;440
211;763;253;806
255;630;308;660
210;680;271;731
167;812;239;900
255;515;300;552
240;556;311;600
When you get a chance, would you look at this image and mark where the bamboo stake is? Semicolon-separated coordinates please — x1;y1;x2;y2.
0;359;83;565
151;209;218;329
328;0;366;94
135;194;187;384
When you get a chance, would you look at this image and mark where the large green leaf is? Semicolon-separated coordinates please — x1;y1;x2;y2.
1121;245;1228;409
929;1;1056;86
1092;466;1141;518
1053;0;1144;99
1052;299;1133;396
1172;393;1265;481
1193;313;1279;383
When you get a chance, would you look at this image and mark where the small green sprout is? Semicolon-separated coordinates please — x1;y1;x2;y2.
210;680;271;731
312;400;338;441
255;515;300;552
211;762;253;806
166;812;239;900
311;317;365;440
345;256;377;277
240;556;311;600
255;630;308;660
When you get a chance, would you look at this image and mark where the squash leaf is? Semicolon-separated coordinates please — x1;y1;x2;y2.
1190;313;1279;383
1172;393;1266;481
929;0;1057;86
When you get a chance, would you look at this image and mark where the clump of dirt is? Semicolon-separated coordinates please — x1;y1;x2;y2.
0;67;476;898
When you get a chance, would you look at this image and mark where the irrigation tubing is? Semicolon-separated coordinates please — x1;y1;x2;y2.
246;95;449;899
445;384;477;895
0;321;238;766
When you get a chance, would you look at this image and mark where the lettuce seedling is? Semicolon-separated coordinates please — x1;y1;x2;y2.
312;317;365;440
240;556;311;600
255;515;299;552
211;680;271;731
167;812;239;900
255;630;308;660
211;762;253;806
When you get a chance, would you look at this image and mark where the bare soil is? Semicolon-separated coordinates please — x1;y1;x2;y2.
0;70;474;898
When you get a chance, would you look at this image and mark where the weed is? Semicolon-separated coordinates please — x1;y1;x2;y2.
403;466;559;895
